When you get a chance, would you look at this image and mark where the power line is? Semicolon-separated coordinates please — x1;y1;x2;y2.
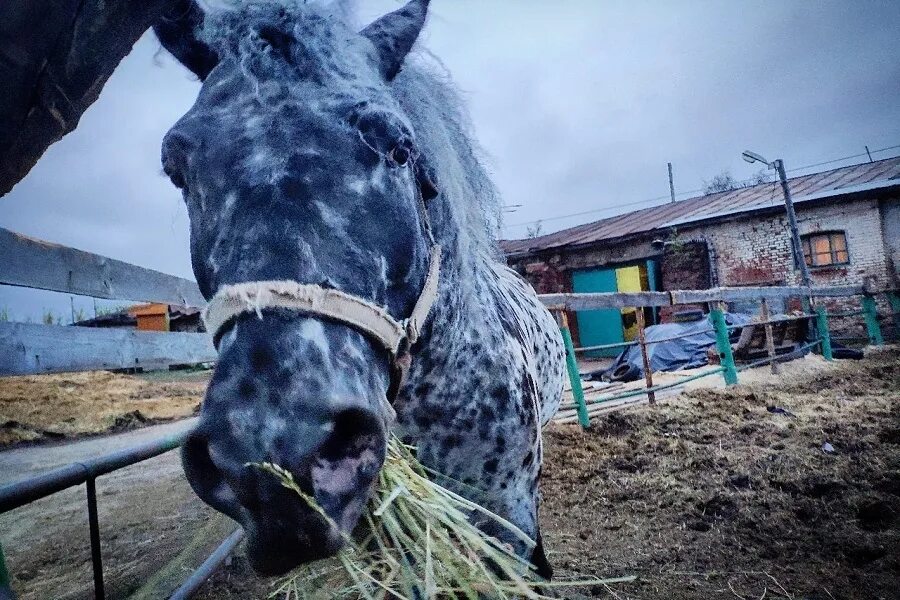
504;143;900;231
507;193;672;227
784;144;900;172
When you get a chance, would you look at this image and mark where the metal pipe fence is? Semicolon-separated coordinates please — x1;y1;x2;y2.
0;426;238;600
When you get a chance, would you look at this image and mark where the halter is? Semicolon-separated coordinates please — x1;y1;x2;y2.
202;169;440;402
202;245;440;359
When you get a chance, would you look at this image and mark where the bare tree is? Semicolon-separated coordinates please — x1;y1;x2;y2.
703;168;774;195
526;221;544;238
703;171;739;194
748;168;774;185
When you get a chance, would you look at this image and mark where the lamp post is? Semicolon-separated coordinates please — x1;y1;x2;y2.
742;151;812;288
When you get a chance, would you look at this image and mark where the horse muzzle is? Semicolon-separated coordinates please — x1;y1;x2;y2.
182;313;391;573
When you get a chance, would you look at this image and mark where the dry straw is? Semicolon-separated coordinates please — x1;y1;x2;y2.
252;437;632;599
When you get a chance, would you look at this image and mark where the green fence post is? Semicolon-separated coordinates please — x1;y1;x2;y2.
861;295;883;346
710;306;738;385
0;541;12;598
557;312;590;428
888;291;900;340
815;305;833;361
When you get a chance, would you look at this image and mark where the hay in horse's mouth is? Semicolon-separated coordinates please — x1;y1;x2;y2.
252;437;626;599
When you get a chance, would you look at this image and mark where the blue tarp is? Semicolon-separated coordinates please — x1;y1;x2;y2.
598;313;754;382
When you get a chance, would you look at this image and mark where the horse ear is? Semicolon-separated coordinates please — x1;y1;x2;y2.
361;0;430;80
154;0;219;80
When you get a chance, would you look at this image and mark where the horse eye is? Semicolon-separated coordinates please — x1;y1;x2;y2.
163;164;187;190
390;145;410;166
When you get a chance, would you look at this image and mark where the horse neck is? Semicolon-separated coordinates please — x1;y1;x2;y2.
425;229;499;348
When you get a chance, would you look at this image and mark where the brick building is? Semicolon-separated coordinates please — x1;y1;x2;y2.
501;157;900;350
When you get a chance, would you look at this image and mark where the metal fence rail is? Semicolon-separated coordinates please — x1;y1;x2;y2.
0;425;238;600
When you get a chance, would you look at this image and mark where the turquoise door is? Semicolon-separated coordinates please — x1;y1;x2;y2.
572;268;624;357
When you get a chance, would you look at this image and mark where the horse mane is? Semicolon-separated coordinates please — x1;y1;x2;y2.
392;55;503;261
197;1;503;262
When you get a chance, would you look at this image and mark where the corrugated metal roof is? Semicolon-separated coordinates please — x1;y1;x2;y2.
500;156;900;256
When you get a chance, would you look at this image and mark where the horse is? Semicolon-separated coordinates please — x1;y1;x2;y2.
154;0;565;577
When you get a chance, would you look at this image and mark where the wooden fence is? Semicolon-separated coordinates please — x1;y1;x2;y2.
0;226;215;376
540;283;899;427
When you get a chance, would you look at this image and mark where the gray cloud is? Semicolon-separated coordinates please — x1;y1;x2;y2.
2;0;899;321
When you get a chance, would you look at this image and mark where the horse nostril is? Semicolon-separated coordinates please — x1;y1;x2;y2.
318;407;386;463
182;431;244;519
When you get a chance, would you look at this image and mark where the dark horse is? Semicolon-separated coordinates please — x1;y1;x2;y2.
155;0;565;577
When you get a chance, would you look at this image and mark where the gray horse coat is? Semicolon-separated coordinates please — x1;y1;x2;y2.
155;0;565;576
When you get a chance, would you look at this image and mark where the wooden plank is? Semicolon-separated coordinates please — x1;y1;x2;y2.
541;286;868;311
760;298;780;375
539;291;671;310
672;285;864;304
0;227;206;307
0;322;216;376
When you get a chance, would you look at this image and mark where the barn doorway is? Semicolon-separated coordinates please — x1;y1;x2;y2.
572;260;659;357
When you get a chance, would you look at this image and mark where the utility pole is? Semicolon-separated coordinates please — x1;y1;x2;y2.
773;159;811;289
743;150;813;289
865;145;873;163
667;162;676;203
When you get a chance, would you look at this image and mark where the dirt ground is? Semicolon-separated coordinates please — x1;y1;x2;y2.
1;349;897;599
543;347;899;599
0;369;209;446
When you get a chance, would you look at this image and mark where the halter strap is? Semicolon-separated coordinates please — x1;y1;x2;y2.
202;245;441;360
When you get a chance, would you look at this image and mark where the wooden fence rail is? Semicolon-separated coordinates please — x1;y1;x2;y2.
0;227;205;307
538;284;868;311
0;322;216;376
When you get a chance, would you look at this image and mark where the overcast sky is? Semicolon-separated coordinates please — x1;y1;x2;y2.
2;0;900;322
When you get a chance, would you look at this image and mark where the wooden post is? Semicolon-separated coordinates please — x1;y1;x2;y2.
636;309;656;404
556;311;590;428
667;162;676;203
759;298;779;374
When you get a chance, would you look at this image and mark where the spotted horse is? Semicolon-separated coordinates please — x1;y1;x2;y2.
154;0;566;578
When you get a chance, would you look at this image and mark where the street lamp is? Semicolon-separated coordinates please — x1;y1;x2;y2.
742;150;812;288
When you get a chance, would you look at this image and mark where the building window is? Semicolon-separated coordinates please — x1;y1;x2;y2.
801;231;849;267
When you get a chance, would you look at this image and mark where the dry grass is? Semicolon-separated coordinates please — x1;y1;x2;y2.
257;439;629;599
0;370;207;445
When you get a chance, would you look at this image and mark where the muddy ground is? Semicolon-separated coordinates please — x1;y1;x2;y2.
541;347;900;599
1;349;897;599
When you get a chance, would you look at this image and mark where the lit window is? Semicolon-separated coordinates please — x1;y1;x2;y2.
801;232;849;267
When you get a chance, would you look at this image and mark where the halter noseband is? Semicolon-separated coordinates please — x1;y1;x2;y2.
201;244;441;399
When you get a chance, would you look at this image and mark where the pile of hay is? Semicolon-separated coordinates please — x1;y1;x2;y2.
255;438;624;599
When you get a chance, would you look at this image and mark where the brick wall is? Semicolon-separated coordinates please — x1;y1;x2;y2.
676;197;896;339
881;197;900;287
505;195;899;342
508;237;663;347
659;240;711;322
510;236;662;295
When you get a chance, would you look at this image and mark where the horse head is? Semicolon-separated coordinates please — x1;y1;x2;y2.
157;0;439;574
